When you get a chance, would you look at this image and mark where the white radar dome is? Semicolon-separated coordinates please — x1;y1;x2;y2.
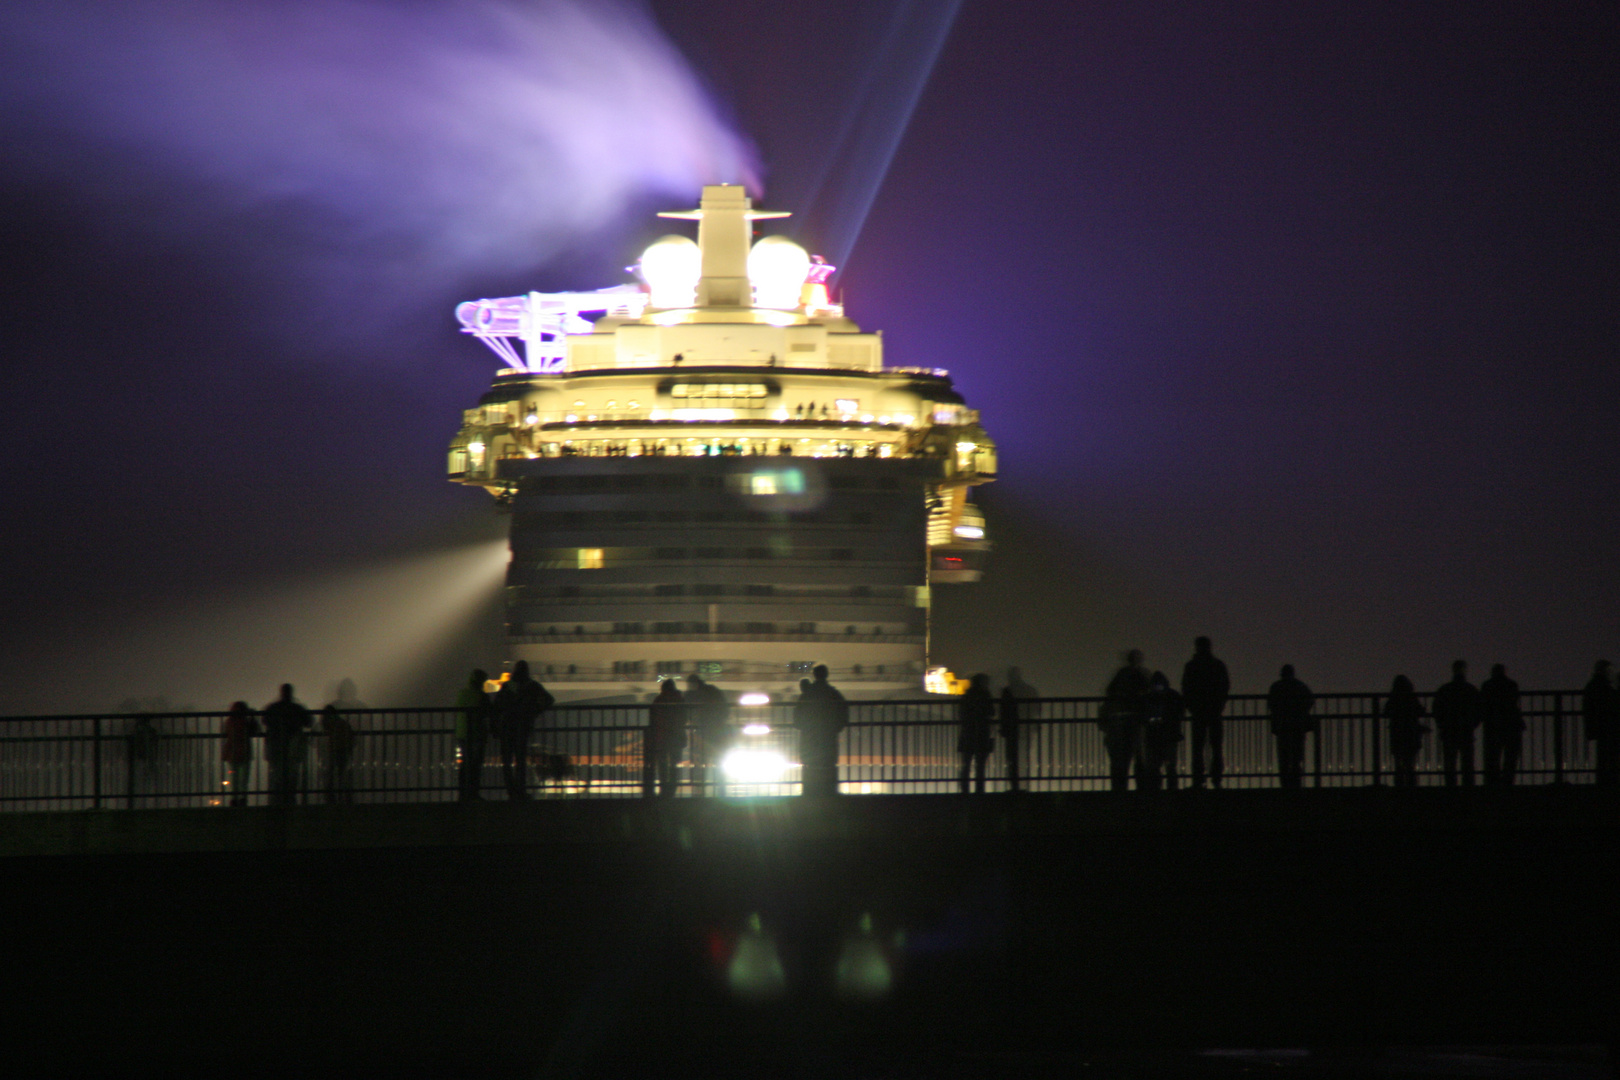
748;236;812;309
639;234;701;308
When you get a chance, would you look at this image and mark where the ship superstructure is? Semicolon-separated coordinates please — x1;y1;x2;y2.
450;185;994;700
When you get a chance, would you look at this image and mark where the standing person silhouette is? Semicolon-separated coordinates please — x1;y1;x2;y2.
1383;675;1428;788
1267;665;1315;789
454;669;491;802
1180;637;1231;789
797;665;848;796
261;685;312;807
644;679;685;799
1101;650;1151;791
957;674;995;794
1432;660;1482;786
319;703;356;804
1002;667;1038;793
1480;664;1524;786
1141;671;1185;791
685;674;730;796
221;701;259;807
495;661;553;801
1581;660;1618;786
999;686;1022;792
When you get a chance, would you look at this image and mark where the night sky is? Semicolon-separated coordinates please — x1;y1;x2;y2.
0;0;1615;713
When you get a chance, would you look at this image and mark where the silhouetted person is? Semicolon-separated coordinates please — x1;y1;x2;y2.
1267;665;1315;789
126;711;160;809
645;680;685;799
1101;650;1151;791
797;665;849;796
958;674;995;793
1383;675;1428;788
455;669;491;801
1432;660;1481;786
1582;660;1618;786
261;684;312;807
1141;671;1185;791
495;661;553;800
221;701;258;806
1000;687;1022;793
319;703;356;804
1002;667;1038;793
1181;636;1231;789
685;674;730;795
1480;663;1524;786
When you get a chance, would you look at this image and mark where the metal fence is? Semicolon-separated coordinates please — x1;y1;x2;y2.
0;692;1605;811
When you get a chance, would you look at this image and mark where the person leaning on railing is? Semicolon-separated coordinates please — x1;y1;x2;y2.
494;661;553;801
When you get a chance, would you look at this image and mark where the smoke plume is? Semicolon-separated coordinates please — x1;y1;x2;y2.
0;0;757;328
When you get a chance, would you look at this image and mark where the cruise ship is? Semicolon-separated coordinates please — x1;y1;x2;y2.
449;185;994;700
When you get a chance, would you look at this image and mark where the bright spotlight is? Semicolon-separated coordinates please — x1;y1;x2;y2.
722;747;788;784
640;234;701;308
738;692;770;707
741;722;771;736
748;236;811;308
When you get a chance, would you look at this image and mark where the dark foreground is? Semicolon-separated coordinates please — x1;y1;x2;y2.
3;788;1615;1079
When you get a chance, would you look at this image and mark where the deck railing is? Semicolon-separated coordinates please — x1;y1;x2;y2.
0;692;1603;811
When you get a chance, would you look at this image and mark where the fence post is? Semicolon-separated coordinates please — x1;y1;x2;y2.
1553;694;1565;784
93;717;102;810
1370;695;1382;787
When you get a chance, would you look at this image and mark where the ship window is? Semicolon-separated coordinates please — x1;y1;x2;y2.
656;661;684;674
612;623;644;635
577;548;604;569
693;584;722;596
654;622;684;634
745;622;776;634
745;584;774;596
654;584;684;596
654;547;687;560
694;547;725;559
671;383;769;399
612;660;644;674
